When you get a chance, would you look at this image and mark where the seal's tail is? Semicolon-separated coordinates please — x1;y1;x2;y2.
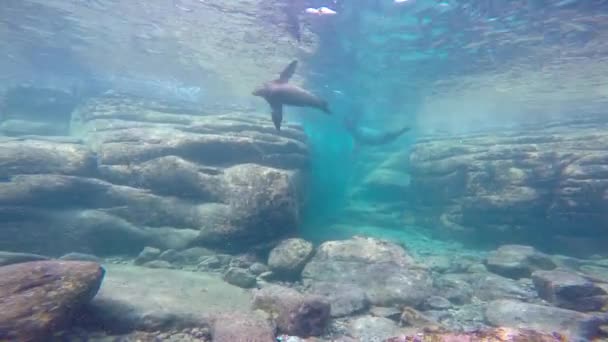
320;100;331;114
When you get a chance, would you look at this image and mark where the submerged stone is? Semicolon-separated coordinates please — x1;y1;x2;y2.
532;269;608;312
249;262;270;275
176;247;215;264
79;264;251;333
348;316;402;342
0;260;104;341
424;296;452;310
485;245;556;279
158;249;182;263
485;299;608;341
134;246;162;265
369;306;402;321
223;267;257;288
252;285;330;337
212;312;275;342
268;238;314;278
301;236;432;307
308;282;370;317
60;252;103;263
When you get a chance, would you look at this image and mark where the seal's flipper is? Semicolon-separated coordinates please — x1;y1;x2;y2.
277;60;298;83
271;102;284;131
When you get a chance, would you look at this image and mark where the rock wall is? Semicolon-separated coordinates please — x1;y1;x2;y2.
0;94;310;256
408;119;608;252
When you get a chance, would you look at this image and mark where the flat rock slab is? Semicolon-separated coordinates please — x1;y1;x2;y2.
485;299;608;341
0;260;105;341
82;264;253;333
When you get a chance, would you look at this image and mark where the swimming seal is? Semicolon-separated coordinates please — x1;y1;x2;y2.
252;60;330;131
343;115;411;146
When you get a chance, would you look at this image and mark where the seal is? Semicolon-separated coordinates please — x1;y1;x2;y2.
252;60;330;131
343;115;411;147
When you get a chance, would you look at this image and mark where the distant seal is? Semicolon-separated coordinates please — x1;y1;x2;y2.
252;60;330;131
343;115;411;147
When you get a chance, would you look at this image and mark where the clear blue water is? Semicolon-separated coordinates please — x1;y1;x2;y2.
1;0;608;340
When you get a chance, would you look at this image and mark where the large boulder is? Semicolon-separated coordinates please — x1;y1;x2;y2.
0;95;310;256
0;260;105;341
301;236;433;307
408;120;608;255
532;269;608;312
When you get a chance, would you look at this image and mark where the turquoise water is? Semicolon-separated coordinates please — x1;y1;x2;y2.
1;1;608;341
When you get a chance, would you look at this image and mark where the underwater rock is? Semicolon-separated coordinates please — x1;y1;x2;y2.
175;247;215;265
60;252;103;263
532;269;608;312
198;255;226;271
229;254;256;269
420;255;452;273
249;262;270;275
194;163;302;251
0;119;66;136
212;311;275;342
424;296;452;310
72;96;309;170
268;238;315;278
158;249;184;264
308;282;370;317
467;262;488;273
301;236;432;307
252;285;330;337
0;95;310;257
433;273;475;305
472;273;537;302
134;246;162;265
399;306;446;332
0;260;104;341
385;327;568;342
348;316;402;341
484;299;608;341
369;306;402;321
485;245;556;279
428;303;488;332
350;152;411;206
223;267;257;288
408;125;608;254
434;272;536;304
142;260;174;269
79;264;251;333
0;139;96;179
0;250;49;266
